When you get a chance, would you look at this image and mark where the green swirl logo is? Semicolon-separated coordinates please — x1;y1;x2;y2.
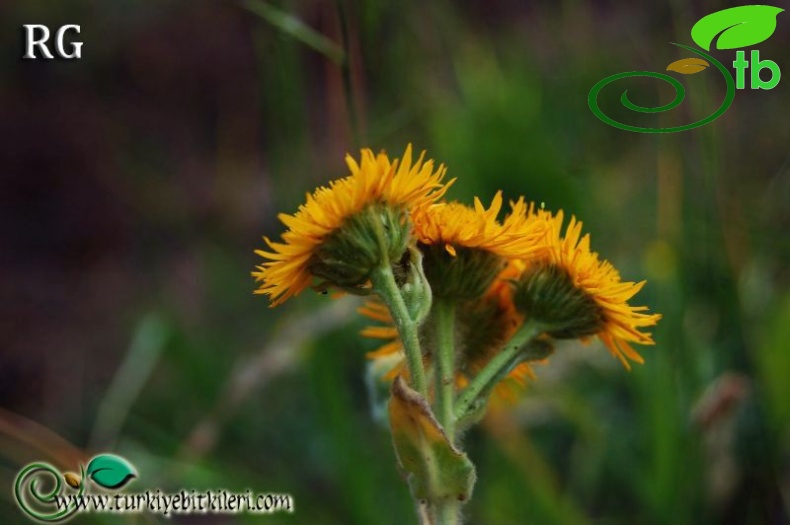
589;5;784;133
13;454;136;522
14;463;86;522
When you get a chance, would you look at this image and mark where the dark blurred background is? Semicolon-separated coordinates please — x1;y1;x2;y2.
1;1;788;524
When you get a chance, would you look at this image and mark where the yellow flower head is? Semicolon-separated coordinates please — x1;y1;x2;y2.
413;192;546;259
513;209;662;369
412;193;547;299
253;145;451;306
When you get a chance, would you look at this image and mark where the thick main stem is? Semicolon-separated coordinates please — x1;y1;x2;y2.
434;299;456;442
431;299;461;525
417;502;459;525
454;320;543;421
432;500;460;525
371;264;427;396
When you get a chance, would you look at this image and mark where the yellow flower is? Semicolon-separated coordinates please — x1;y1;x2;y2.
412;193;547;299
253;145;451;306
413;192;546;259
513;209;662;369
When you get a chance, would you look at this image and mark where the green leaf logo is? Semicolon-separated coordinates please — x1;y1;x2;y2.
85;455;136;490
691;5;784;51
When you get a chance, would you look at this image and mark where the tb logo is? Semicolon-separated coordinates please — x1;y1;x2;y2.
23;24;82;60
733;50;781;90
589;5;784;133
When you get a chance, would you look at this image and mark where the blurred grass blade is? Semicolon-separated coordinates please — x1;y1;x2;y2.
242;0;345;64
89;314;168;450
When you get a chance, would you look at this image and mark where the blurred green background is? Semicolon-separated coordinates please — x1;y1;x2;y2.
1;1;788;524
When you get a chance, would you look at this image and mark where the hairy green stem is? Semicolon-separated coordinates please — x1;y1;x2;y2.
432;499;460;525
454;320;543;420
431;300;463;525
371;264;427;396
434;299;457;442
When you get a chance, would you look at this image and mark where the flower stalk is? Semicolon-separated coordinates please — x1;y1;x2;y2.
454;320;546;422
434;299;457;442
430;299;461;525
371;262;428;396
432;500;460;525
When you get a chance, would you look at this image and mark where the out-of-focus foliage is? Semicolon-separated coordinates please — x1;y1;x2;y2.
1;1;788;524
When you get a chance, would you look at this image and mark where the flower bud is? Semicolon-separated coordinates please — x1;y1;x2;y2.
400;245;433;325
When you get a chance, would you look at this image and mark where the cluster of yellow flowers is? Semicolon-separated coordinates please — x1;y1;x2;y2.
253;144;660;399
253;144;660;524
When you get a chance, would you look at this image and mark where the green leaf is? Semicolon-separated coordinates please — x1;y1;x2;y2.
86;454;137;490
388;377;476;503
691;6;784;51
